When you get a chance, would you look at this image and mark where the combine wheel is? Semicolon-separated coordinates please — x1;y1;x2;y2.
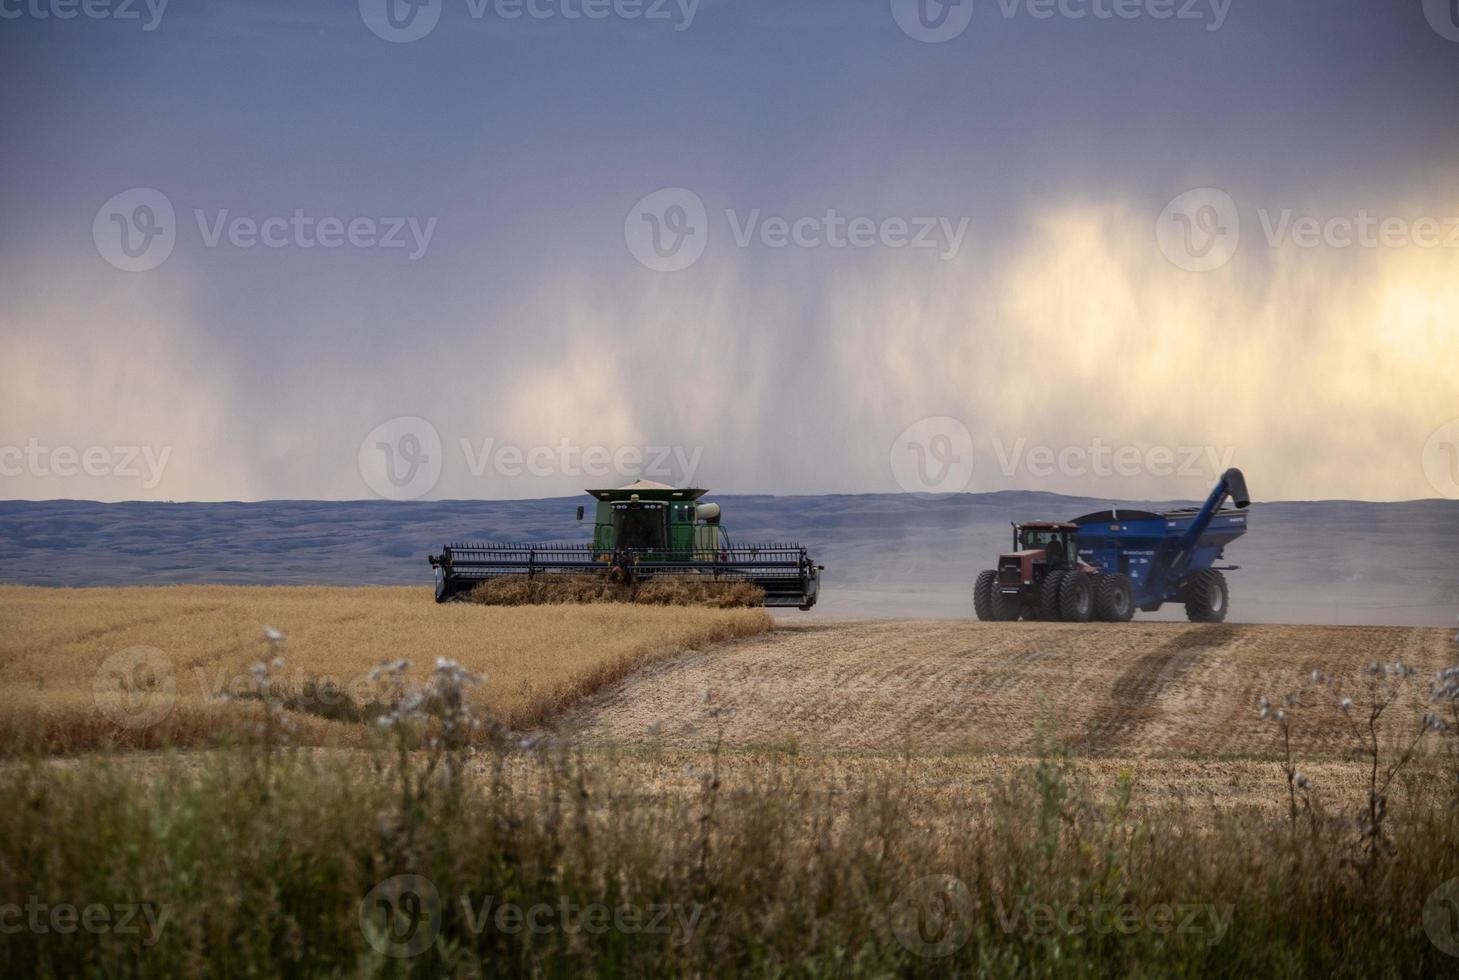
1058;572;1094;623
1039;571;1066;621
973;570;998;621
1184;569;1229;623
1095;572;1135;622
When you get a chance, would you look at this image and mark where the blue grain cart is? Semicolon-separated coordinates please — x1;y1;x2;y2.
973;468;1251;623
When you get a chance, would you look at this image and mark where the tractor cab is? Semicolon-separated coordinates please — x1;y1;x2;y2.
1014;521;1080;568
997;520;1080;590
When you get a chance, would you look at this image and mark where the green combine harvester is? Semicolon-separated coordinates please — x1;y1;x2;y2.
428;481;823;609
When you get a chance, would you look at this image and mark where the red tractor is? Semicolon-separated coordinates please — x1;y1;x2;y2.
973;522;1130;623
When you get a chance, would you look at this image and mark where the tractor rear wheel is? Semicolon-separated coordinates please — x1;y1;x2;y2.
1184;569;1229;623
973;570;998;621
1096;572;1135;622
1039;571;1066;621
1059;571;1094;623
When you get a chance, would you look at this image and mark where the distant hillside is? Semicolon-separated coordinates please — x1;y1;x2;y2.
1;494;1455;626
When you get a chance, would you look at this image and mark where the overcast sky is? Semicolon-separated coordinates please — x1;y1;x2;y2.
2;0;1457;503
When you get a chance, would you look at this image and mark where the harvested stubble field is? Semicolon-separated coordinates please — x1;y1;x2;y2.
566;619;1453;755
0;585;771;751
558;618;1458;811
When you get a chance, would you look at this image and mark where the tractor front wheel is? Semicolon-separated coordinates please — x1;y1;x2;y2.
1096;573;1135;622
1184;569;1229;623
973;570;999;621
1059;572;1094;623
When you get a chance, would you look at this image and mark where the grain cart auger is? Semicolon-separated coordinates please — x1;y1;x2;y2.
973;468;1251;624
428;481;824;610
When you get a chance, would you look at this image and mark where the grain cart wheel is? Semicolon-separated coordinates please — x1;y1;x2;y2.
1184;569;1229;623
1059;571;1094;622
1095;573;1135;622
973;570;998;621
1039;570;1067;621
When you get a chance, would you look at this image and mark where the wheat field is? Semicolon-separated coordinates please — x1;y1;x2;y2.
0;585;771;751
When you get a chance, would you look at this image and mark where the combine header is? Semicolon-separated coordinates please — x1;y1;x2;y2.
974;468;1251;623
429;481;823;610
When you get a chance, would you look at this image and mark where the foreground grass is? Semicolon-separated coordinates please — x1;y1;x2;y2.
2;739;1456;978
0;585;771;751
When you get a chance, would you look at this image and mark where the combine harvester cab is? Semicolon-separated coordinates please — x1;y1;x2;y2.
974;468;1251;623
428;481;823;610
